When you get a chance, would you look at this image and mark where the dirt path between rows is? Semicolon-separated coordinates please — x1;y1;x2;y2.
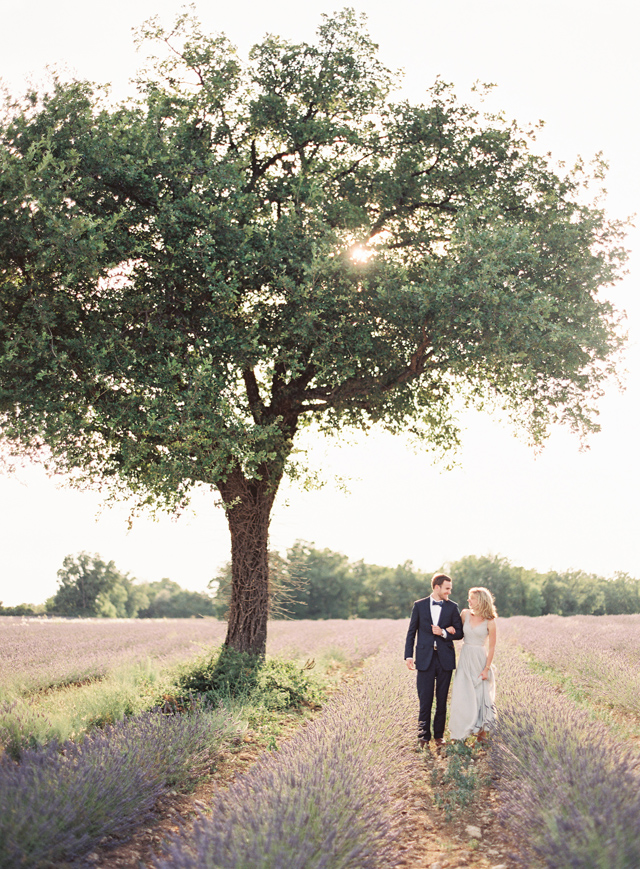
390;740;518;869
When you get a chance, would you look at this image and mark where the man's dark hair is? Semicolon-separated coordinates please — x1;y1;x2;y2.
431;573;452;589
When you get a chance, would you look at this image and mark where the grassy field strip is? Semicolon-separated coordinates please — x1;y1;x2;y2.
0;707;236;869
489;643;640;869
520;654;640;748
0;658;182;752
0;619;396;753
152;628;413;869
499;614;640;718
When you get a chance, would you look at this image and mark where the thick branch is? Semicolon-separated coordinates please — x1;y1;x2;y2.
248;145;297;189
301;328;434;408
369;196;457;236
243;369;265;423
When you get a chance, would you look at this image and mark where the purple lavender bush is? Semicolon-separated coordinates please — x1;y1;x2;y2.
490;651;640;868
0;708;232;868
268;618;398;663
154;635;414;869
500;614;640;716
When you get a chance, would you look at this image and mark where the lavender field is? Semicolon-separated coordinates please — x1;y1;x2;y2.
155;631;414;869
499;614;640;716
0;616;391;698
0;617;410;868
1;614;639;868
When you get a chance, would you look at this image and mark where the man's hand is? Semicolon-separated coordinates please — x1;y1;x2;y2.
431;624;442;635
405;657;415;670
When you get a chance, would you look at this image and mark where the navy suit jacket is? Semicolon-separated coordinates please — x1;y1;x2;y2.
404;597;464;671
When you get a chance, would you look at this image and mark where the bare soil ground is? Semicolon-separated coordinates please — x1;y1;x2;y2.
391;740;519;869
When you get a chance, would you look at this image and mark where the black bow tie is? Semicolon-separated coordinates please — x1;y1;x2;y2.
431;600;444;607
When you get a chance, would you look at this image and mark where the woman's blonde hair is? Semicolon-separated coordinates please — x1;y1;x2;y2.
469;587;498;620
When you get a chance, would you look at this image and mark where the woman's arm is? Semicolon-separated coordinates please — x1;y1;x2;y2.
448;607;468;633
481;618;497;678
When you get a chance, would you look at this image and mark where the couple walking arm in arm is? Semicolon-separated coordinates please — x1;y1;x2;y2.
404;573;463;746
404;573;497;746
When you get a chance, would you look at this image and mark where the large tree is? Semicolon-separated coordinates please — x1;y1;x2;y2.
0;11;627;652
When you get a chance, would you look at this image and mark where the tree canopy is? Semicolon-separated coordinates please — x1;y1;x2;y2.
0;9;627;652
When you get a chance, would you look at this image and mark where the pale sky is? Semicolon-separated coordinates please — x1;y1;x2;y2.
1;0;638;606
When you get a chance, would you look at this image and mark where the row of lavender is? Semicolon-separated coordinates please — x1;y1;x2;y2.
0;706;235;868
0;617;390;697
151;625;413;869
490;621;640;868
500;613;640;716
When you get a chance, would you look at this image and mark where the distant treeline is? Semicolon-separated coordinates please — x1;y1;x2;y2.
213;542;640;620
3;546;639;620
1;552;216;619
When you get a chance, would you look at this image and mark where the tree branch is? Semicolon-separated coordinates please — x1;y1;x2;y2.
243;369;265;423
369;196;457;236
267;360;317;421
249;147;298;189
301;327;434;407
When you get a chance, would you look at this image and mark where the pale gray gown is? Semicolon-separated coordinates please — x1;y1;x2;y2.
448;613;496;740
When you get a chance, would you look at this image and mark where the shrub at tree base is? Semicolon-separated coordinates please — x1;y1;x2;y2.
175;646;324;711
0;709;232;868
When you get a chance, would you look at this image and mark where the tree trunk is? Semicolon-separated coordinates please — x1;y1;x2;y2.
217;466;280;655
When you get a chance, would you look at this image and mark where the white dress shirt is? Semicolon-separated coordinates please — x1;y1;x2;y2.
430;596;444;648
430;596;443;626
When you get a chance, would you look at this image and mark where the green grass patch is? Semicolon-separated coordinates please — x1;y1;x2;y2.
428;739;488;822
0;644;342;759
0;659;178;753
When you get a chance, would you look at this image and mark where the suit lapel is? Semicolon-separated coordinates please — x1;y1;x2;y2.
426;598;434;625
435;599;450;625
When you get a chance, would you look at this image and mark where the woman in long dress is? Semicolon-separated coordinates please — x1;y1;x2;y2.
448;586;497;742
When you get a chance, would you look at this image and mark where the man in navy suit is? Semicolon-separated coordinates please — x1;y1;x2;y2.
404;573;463;747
